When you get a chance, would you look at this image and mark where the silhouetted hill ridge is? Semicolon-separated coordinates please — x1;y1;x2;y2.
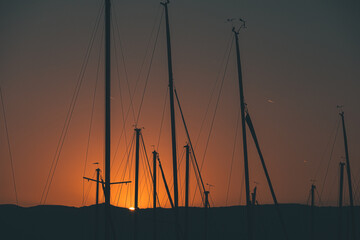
1;204;358;240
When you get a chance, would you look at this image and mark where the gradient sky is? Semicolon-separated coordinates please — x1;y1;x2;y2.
1;0;359;208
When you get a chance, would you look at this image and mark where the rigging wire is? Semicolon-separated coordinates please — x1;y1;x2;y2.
156;90;168;150
0;86;18;205
140;135;158;208
312;118;341;181
40;3;104;205
190;36;234;205
318;119;340;204
83;171;97;205
140;133;163;207
238;167;245;205
225;107;241;206
135;10;164;124
177;148;186;205
111;20;130;171
110;4;162;176
114;133;135;206
199;37;234;171
190;152;204;206
82;25;104;206
119;138;135;207
193;32;234;149
306;189;311;205
326;169;343;205
174;89;206;206
315;187;322;206
112;1;136;122
112;3;163;130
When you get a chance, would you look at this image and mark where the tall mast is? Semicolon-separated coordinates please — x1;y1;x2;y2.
338;162;345;240
233;27;252;240
153;151;157;240
134;128;141;240
310;184;315;240
104;0;111;207
104;0;111;239
134;128;141;210
339;111;356;240
161;0;179;209
185;144;190;240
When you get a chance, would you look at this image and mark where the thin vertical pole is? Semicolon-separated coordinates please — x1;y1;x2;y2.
185;144;190;208
338;162;345;240
310;184;315;240
134;128;141;240
251;186;257;206
96;168;100;205
104;0;111;239
233;28;252;240
340;111;356;240
96;168;100;240
161;0;178;208
311;184;315;207
185;144;190;240
134;129;141;209
153;151;157;240
204;191;209;240
161;1;179;238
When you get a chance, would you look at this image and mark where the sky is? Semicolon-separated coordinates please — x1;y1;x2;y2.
0;0;360;208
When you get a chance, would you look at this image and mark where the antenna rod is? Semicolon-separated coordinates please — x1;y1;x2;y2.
339;111;356;240
233;28;252;240
104;0;111;239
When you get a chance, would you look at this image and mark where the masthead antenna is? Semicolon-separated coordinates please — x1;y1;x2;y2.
228;17;247;33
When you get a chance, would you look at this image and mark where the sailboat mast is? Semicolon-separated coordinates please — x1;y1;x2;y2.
161;0;179;208
233;27;253;240
104;1;111;239
340;112;354;207
104;0;111;207
338;162;345;240
339;111;356;240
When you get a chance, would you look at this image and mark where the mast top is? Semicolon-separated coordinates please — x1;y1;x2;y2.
228;18;247;33
337;105;344;115
160;0;170;6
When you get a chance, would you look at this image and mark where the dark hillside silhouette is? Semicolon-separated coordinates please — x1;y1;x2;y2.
1;204;358;240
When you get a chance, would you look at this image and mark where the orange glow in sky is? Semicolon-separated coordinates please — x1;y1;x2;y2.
1;0;360;208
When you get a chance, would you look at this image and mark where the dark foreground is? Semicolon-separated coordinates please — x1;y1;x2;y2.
1;204;359;240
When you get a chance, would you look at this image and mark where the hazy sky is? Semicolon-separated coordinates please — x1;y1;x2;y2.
1;0;359;208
